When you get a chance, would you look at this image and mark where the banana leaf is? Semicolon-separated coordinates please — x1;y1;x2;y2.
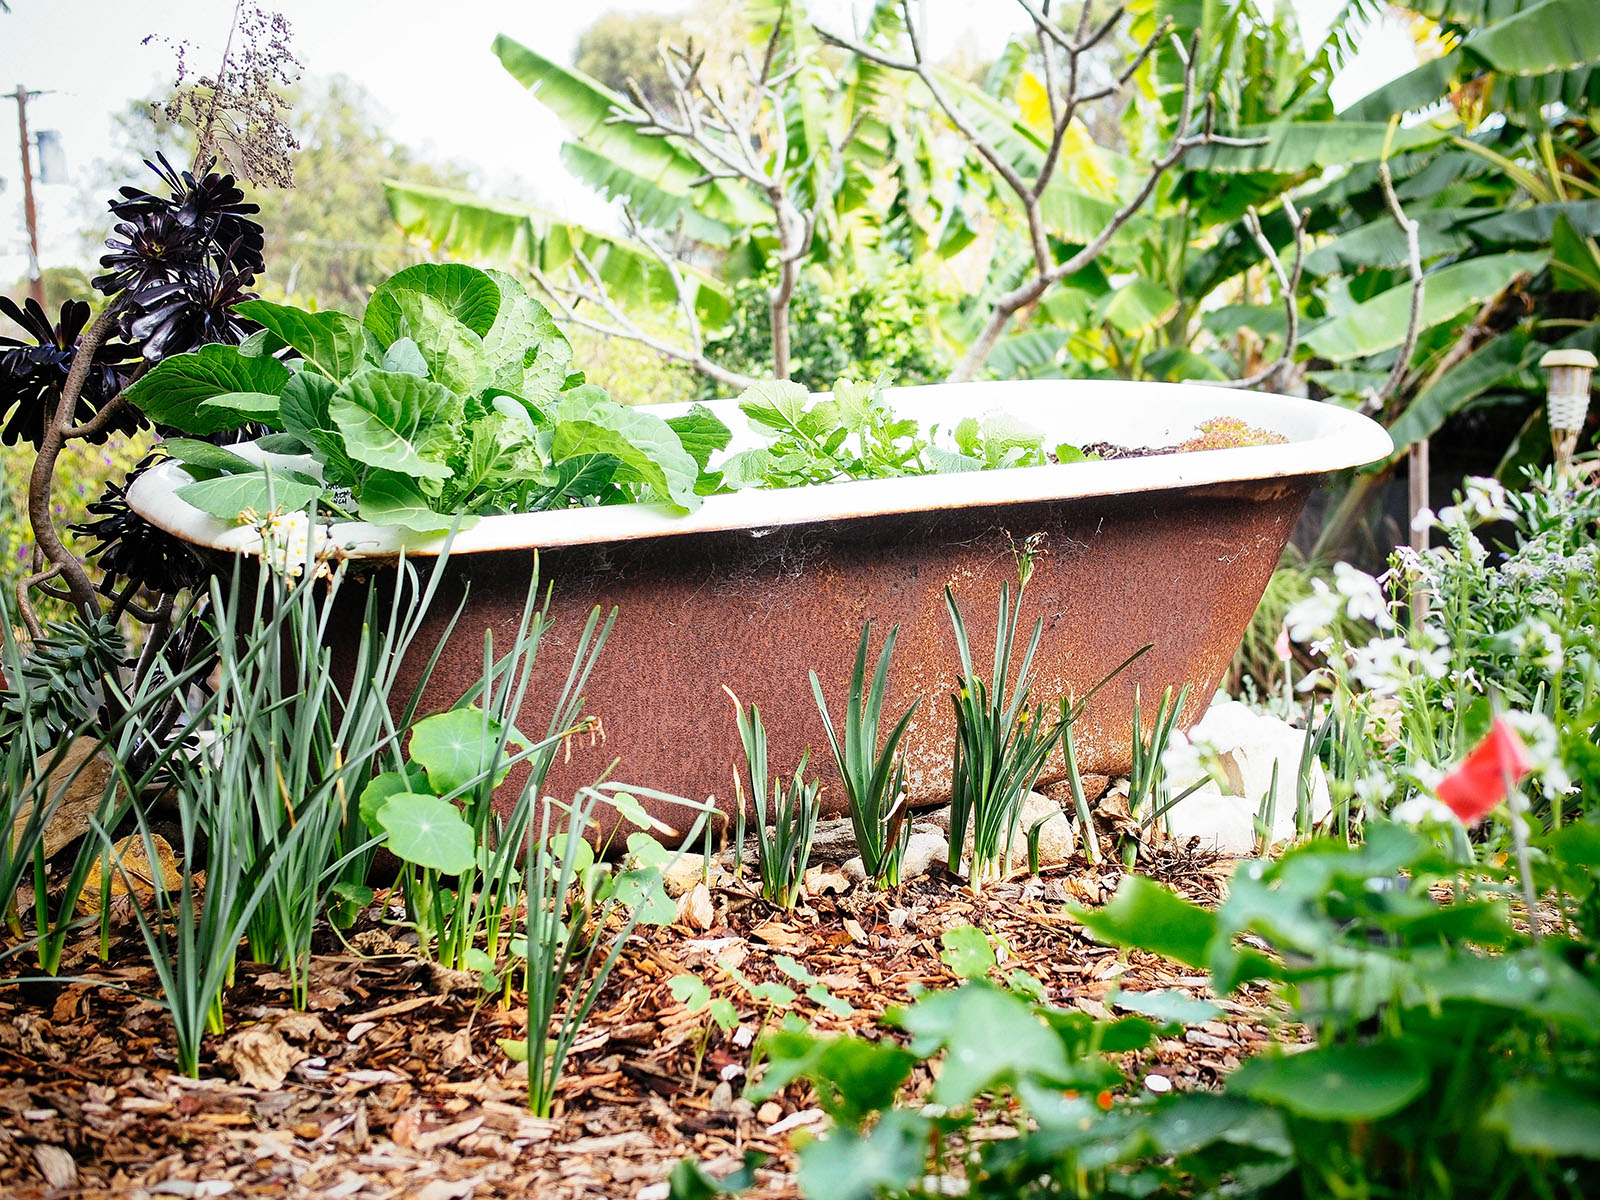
1302;251;1545;361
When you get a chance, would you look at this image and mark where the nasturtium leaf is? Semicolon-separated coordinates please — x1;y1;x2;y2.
1232;1042;1428;1121
329;370;458;480
899;984;1075;1106
626;832;671;871
234;299;367;379
499;1037;529;1062
1483;1081;1600;1158
607;867;676;924
358;767;431;835
382;337;429;377
796;1107;928;1200
364;262;501;344
1109;988;1223;1026
122;344;290;436
1072;875;1217;969
357;471;465;534
608;791;675;833
160;438;258;477
376;791;475;874
175;470;322;521
408;706;512;796
939;924;996;979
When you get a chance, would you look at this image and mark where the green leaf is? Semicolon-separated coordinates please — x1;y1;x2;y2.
376;792;475;874
1072;875;1217;969
898;984;1074;1107
382;337;429;377
174;470;322;521
1483;1081;1600;1158
1303;252;1547;361
1098;277;1180;337
738;380;812;436
200;390;281;418
160;438;258;477
1465;0;1600;76
1109;989;1223;1026
329;370;459;480
551;387;700;511
1182;120;1454;174
667;405;734;471
364;263;501;344
384;291;490;395
939;924;996;979
234;300;367;379
408;707;511;796
122;344;290;436
1232;1042;1428;1121
359;767;431;835
480;269;572;402
357;471;464;534
796;1109;927;1200
1387;331;1537;448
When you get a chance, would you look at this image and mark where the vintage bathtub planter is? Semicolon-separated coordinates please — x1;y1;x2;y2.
128;379;1391;840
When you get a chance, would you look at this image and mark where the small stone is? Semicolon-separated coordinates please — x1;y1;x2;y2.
756;1101;782;1124
661;854;707;898
901;830;949;879
709;1080;733;1113
678;882;715;931
1015;793;1075;867
841;856;867;884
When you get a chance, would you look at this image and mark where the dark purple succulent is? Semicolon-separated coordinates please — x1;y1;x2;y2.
0;297;143;448
72;466;208;595
94;153;265;360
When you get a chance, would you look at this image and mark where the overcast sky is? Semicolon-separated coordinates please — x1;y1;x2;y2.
0;0;1416;287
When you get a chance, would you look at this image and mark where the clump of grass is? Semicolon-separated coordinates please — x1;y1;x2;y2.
811;622;920;888
726;687;819;908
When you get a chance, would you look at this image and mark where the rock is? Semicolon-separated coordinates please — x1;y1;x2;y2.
1160;696;1332;853
840;829;949;885
902;830;949;878
10;737;116;860
803;864;851;895
661;853;708;898
678;881;715;931
1014;793;1075;867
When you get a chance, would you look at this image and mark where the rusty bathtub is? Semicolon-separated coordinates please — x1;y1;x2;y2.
127;380;1391;839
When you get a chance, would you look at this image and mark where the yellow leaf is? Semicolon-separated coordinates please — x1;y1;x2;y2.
1016;71;1052;133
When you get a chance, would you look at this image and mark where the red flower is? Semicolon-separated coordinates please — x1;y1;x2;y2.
1436;718;1535;824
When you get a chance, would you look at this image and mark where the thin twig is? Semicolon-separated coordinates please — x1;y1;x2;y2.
1220;199;1306;391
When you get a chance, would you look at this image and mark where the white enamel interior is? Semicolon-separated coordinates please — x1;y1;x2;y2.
125;379;1394;558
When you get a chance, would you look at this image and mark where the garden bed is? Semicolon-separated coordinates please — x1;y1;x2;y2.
0;850;1284;1200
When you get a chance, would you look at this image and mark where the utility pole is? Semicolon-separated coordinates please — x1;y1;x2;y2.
11;85;44;307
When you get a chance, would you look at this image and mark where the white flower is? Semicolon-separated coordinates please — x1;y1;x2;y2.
1460;476;1512;523
1391;795;1461;827
1411;507;1437;532
255;509;333;579
1347;635;1414;695
1334;562;1394;628
1285;579;1340;644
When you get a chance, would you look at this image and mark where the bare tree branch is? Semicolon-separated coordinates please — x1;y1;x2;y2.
1219;198;1306;391
818;3;1263;382
1368;152;1424;413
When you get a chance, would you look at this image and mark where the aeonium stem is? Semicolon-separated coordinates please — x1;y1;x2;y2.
26;299;127;629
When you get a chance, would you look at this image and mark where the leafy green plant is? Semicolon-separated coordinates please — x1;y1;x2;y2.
1119;682;1200;866
726;688;820;909
365;575;616;976
129;263;715;527
810;623;920;888
509;783;713;1117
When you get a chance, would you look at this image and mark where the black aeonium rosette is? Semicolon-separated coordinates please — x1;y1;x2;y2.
71;463;209;596
0;297;143;448
94;152;266;360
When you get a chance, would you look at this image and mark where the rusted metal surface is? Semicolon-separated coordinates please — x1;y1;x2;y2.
335;475;1315;845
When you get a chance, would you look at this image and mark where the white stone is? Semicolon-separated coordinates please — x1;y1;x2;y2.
1159;695;1331;853
840;829;950;885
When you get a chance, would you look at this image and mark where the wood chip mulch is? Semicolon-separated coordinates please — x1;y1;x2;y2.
0;849;1290;1200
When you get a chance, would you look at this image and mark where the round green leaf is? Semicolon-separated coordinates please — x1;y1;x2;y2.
376;792;475;874
1232;1042;1428;1121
